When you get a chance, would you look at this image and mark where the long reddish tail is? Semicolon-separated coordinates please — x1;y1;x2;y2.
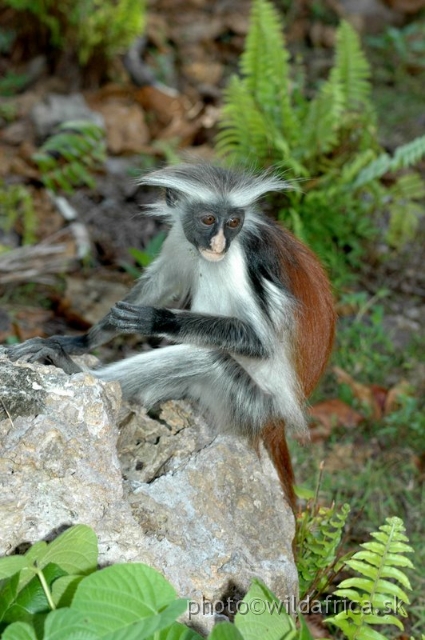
261;420;296;513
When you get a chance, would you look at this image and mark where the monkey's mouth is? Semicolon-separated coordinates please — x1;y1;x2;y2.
199;248;226;262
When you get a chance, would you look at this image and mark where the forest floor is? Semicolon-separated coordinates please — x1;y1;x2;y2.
1;1;425;636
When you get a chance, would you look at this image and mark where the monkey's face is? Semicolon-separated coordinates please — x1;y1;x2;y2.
182;203;245;262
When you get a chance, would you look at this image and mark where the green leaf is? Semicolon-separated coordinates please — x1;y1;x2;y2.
3;563;67;624
152;622;204;639
234;580;296;640
51;574;85;607
333;21;371;107
208;622;245;640
100;601;189;640
0;556;30;580
0;621;37;640
71;564;183;635
42;608;100;640
35;525;98;576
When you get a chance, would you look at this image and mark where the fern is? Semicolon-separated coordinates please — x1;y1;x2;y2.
326;516;414;640
217;77;275;164
296;501;351;600
332;21;371;108
299;71;344;161
240;0;299;142
216;0;425;281
33;120;106;194
354;135;425;189
390;133;425;170
0;181;36;245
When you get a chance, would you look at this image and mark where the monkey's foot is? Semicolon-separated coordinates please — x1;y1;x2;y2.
6;338;82;375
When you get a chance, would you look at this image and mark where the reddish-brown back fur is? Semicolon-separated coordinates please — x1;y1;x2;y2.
261;225;336;512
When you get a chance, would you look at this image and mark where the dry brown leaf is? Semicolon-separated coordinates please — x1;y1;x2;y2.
333;366;382;420
309;398;364;440
135;85;187;127
384;379;413;414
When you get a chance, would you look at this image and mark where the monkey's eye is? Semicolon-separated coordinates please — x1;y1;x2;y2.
227;218;241;229
201;215;216;226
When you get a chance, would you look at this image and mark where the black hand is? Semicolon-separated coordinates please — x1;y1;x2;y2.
7;337;82;374
109;302;157;335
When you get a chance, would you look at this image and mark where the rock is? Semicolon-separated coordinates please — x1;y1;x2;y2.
31;93;104;139
0;356;298;633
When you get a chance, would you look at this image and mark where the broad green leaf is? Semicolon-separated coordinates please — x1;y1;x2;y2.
0;572;19;620
101;600;189;640
235;580;296;640
3;563;67;624
42;608;100;640
31;525;98;576
208;622;245;640
152;622;204;639
23;542;48;563
0;621;37;640
51;574;85;607
0;556;30;580
72;564;180;635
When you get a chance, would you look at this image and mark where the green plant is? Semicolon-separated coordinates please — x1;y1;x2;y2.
4;0;145;67
368;21;425;73
0;71;29;96
216;0;425;281
295;491;351;601
128;231;167;268
0;181;36;246
33;120;106;194
333;291;398;384
0;521;415;640
326;516;413;640
0;525;304;640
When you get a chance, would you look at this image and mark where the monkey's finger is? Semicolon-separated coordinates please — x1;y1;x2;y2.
114;301;143;313
6;338;46;361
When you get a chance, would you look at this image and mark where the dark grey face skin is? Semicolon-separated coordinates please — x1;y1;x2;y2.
180;200;245;261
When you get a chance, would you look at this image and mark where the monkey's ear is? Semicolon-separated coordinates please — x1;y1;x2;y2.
165;188;179;207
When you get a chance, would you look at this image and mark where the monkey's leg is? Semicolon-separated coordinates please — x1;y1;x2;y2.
93;344;273;435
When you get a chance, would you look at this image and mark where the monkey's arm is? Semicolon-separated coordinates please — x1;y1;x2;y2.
6;253;188;370
109;302;269;358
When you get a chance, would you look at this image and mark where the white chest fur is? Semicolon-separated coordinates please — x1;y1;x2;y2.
191;241;253;319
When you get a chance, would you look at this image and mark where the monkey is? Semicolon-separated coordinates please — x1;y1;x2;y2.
7;163;336;511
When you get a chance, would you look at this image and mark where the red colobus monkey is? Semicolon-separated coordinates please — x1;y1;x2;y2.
7;164;335;510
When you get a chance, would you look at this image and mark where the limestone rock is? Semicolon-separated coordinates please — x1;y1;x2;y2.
0;356;298;633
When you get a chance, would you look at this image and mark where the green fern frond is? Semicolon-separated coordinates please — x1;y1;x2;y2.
241;0;299;140
352;153;393;189
33;120;106;194
299;72;345;161
354;135;425;189
333;21;371;108
296;503;351;599
216;77;274;164
390;133;425;170
387;200;424;248
339;149;377;184
326;516;414;640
